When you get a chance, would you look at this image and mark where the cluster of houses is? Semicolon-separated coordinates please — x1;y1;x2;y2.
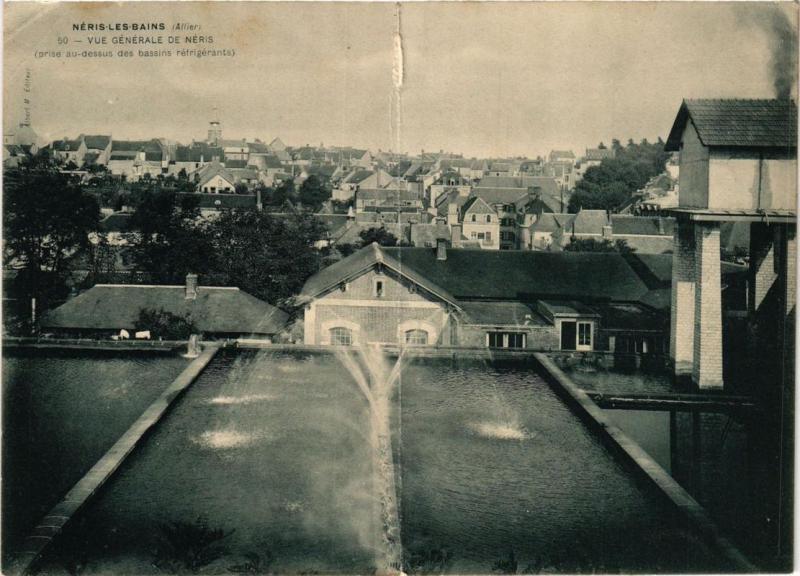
15;100;797;384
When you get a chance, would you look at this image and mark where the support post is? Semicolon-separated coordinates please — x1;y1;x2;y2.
693;222;723;389
670;220;696;377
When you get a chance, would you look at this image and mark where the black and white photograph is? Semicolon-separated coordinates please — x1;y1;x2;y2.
2;1;797;574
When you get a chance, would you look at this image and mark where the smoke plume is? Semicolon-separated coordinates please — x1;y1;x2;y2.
753;7;798;100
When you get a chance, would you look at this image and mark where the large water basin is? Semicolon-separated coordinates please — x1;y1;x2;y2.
2;348;189;566
38;350;726;574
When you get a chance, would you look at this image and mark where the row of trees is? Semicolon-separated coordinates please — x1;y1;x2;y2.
3;156;330;333
129;190;327;304
567;138;671;213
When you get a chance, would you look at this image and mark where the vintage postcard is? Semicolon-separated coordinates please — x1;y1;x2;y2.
2;1;797;575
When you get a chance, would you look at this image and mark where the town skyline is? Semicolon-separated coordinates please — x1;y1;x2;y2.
5;2;797;159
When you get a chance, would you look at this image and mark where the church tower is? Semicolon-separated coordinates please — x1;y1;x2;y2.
207;107;222;145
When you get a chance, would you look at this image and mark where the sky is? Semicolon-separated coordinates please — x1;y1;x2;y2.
4;1;798;159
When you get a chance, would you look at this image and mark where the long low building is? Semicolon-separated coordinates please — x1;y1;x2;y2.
41;274;288;340
298;242;746;354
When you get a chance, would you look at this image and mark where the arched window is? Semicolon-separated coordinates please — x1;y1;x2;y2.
405;329;428;345
330;327;353;346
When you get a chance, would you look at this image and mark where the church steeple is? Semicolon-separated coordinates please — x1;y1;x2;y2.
207;106;222;145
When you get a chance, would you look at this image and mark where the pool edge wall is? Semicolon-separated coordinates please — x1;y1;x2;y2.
6;345;221;576
533;352;757;573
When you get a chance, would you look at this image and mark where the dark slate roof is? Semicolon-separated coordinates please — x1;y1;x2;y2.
248;141;270;153
84;135;111;150
262;155;283;169
180;192;257;209
225;159;248;169
381;247;656;303
51;138;82;151
590;302;666;332
460;301;547;326
665;99;797;151
174;143;224;163
42;284;288;335
611;215;675;236
410;222;450;247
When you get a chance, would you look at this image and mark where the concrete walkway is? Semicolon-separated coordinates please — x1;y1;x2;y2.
534;352;757;573
7;345;220;576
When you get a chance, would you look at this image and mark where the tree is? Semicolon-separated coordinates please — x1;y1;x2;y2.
563;238;634;253
207;208;327;305
568;138;670;213
234;183;249;195
130;189;213;283
298;175;331;211
268;179;296;206
3;155;100;313
359;227;398;247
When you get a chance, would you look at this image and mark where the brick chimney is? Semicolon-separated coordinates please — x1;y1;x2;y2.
436;238;447;261
451;223;462;248
185;273;198;300
447;202;459;226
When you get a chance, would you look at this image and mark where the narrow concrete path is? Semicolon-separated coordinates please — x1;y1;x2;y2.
7;345;220;576
534;353;757;573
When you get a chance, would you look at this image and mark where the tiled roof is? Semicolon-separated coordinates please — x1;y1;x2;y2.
196;162;236;187
531;213;575;233
42;284;288;335
381;247;657;304
84;135;111;150
569;209;610;235
462;196;496;215
300;243;460;308
225;159;248;169
584;148;615;161
357;188;420;202
470;188;528;206
665;99;797;151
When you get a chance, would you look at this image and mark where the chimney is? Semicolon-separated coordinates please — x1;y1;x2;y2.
436;238;447;261
185;273;198;300
447;202;459;226
451;223;462;248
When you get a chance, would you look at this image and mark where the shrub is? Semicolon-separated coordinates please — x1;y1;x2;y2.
135;308;197;340
153;516;232;573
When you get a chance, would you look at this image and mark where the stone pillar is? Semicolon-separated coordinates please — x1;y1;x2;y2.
693;222;723;389
783;225;796;318
749;223;778;315
670;220;696;376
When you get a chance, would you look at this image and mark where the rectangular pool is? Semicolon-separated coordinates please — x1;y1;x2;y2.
2;348;189;566
36;350;726;574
